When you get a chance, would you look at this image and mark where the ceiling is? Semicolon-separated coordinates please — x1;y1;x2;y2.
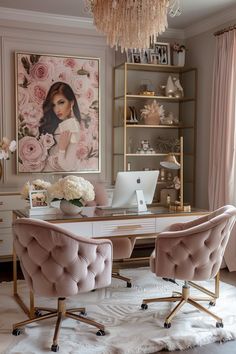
0;0;235;30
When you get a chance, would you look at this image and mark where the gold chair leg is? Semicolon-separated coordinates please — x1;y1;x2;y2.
52;313;62;348
112;272;132;287
142;295;182;305
188;298;222;323
66;312;105;332
165;299;186;324
67;307;86;314
13;312;58;331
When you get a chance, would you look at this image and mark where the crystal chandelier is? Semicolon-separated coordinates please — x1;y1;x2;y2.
85;0;181;51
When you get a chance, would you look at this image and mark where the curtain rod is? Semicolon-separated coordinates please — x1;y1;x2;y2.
214;24;236;36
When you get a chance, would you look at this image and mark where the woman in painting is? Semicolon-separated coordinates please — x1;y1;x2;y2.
39;81;81;171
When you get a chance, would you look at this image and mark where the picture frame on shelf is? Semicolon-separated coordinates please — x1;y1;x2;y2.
154;42;171;65
29;190;49;209
126;49;133;63
15;52;100;174
132;52;141;63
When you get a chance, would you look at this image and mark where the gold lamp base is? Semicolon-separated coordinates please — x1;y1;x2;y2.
169;202;191;212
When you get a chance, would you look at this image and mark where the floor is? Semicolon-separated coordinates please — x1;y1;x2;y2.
1;262;236;353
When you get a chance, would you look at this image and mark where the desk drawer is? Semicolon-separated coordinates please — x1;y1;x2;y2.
93;218;156;237
0;195;26;211
156;215;201;233
55;222;92;237
0;211;12;228
0;229;12;256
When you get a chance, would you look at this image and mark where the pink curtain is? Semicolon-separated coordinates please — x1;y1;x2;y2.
209;29;236;270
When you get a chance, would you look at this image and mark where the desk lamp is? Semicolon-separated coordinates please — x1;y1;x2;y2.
160;136;191;212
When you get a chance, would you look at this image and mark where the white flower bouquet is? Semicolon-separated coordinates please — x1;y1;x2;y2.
21;179;52;200
0;137;16;160
48;175;95;207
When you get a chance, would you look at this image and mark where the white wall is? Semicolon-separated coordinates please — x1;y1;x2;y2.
0;18;114;190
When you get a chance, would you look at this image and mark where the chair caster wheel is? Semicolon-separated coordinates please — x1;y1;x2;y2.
216;322;223;328
209;301;216;306
164;322;171;328
96;329;105;336
35;309;43;317
12;328;21;336
141;303;148;310
80;310;87;316
127;282;132;288
51;344;59;352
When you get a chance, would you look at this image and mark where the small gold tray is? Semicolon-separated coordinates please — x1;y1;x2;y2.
140;91;155;96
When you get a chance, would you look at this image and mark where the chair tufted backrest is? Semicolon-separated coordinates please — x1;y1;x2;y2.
152;205;236;281
13;218;112;298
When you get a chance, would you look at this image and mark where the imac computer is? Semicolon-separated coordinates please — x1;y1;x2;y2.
111;170;159;212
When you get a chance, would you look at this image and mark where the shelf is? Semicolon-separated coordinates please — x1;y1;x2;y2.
113;63;197;206
126;124;194;129
126;153;181;157
114;124;194;129
115;62;195;73
114;95;196;102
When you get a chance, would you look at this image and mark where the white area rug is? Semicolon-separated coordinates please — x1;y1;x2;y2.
1;267;236;354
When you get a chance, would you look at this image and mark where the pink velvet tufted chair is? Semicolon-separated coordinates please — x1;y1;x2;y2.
141;205;236;328
87;182;136;287
12;218;112;352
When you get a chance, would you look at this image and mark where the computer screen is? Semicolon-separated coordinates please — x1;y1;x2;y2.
111;170;159;210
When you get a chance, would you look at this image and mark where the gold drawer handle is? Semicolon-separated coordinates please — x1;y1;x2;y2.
0;218;3;223
116;224;142;231
0;239;3;242
0;202;3;206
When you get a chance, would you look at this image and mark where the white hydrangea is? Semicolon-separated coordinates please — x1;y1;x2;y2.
48;175;95;204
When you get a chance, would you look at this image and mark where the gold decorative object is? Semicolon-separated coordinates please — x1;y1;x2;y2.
140;91;155;96
141;100;164;125
85;0;181;51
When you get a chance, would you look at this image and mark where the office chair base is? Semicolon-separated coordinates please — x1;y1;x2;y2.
12;297;106;351
112;272;132;287
141;283;223;328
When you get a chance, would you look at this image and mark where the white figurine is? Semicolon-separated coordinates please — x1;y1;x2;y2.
173;77;184;97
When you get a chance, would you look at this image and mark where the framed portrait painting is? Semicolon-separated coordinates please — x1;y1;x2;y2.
15;52;100;174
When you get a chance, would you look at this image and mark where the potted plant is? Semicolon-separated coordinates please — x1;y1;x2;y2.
48;175;95;215
172;43;186;67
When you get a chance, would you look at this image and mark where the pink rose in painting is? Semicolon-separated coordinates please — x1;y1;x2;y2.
30;62;51;81
39;133;55;149
54;64;72;84
29;83;47;105
72;77;84;95
63;58;76;69
19;136;47;172
91;71;99;88
18;72;29;86
86;88;94;102
21;104;42;127
76;142;89;160
18;86;30;113
19;160;46;172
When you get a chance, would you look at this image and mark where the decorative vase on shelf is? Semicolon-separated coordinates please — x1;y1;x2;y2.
173;50;185;67
60;200;83;215
165;76;176;97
